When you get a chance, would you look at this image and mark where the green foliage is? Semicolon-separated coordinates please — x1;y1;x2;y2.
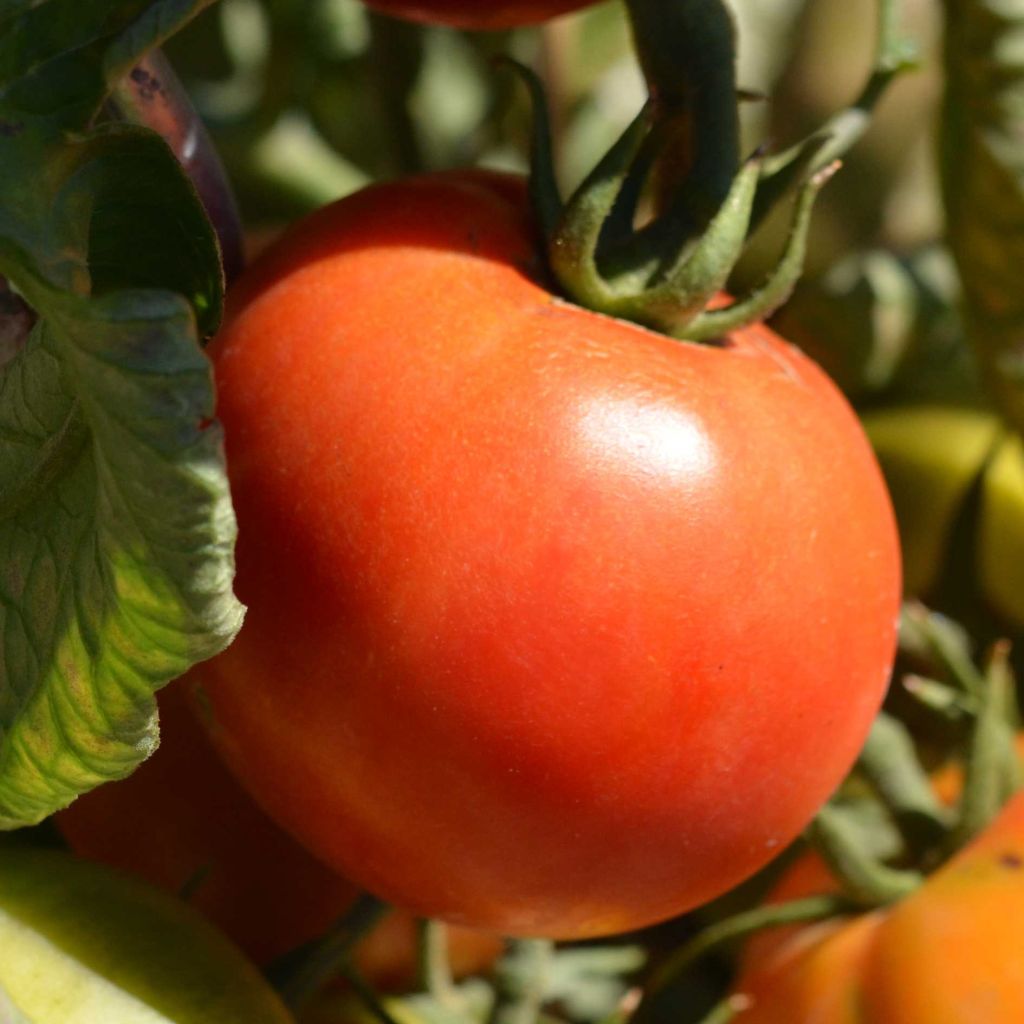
942;0;1024;433
0;0;241;827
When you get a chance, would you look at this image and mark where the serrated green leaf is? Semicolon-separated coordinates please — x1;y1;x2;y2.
78;124;223;335
0;284;242;827
0;2;239;826
0;48;223;331
541;947;645;1023
495;943;645;1024
0;0;215;132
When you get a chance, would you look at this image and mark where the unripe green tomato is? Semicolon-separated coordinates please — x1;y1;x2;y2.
863;405;1024;626
979;434;1024;626
0;846;293;1024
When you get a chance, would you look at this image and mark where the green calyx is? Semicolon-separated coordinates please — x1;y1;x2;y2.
509;0;917;343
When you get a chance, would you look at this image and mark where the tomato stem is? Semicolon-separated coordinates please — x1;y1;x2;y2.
340;963;406;1024
622;0;740;229
806;804;923;907
496;58;564;243
416;918;462;1010
366;12;426;176
634;894;858;1022
947;641;1022;854
683;161;838;341
268;891;392;1013
856;711;951;859
761;0;917;185
508;0;914;341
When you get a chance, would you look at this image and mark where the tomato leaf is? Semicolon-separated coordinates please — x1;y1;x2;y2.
494;942;645;1024
0;0;217;133
0;0;240;827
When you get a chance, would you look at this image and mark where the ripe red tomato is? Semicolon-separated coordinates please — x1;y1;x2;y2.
733;791;1024;1022
56;681;500;979
195;170;901;938
361;0;591;29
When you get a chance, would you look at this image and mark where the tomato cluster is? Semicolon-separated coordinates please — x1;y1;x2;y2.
31;0;1024;1019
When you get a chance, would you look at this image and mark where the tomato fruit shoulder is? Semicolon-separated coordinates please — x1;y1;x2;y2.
195;170;901;938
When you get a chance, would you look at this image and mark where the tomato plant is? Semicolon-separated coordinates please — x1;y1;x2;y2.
361;0;592;29
0;845;293;1023
731;791;1024;1022
190;169;901;939
56;681;500;981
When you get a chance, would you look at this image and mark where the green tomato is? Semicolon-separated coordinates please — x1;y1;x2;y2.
863;405;1024;627
979;433;1024;626
0;845;294;1024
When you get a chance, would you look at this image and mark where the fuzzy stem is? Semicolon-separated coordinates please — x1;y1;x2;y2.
623;0;740;244
948;642;1022;852
640;894;856;1008
857;711;951;857
416;919;460;1009
366;12;425;177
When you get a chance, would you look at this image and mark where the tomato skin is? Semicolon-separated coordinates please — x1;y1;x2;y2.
197;170;900;938
734;793;1024;1023
362;0;591;29
55;681;499;979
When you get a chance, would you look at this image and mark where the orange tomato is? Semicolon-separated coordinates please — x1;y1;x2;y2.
733;792;1024;1022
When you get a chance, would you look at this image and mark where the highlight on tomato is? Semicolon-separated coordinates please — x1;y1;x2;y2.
55;680;500;982
189;168;901;939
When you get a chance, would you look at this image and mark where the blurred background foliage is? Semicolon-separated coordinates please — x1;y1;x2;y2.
165;0;963;404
